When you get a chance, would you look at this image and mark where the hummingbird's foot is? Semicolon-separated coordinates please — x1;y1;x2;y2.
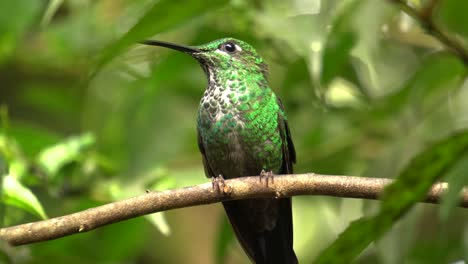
212;175;230;195
259;170;274;188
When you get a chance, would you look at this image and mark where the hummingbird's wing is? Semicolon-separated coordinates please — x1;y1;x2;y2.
256;96;297;263
277;97;296;174
197;129;216;178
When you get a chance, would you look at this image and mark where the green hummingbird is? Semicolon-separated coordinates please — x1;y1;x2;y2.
141;38;297;264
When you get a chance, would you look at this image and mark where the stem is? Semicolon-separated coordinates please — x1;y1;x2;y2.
0;173;466;246
390;0;468;64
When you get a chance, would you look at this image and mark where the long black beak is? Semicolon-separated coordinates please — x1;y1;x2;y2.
140;40;200;53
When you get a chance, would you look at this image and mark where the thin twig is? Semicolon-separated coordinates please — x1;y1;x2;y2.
390;0;468;64
0;173;467;246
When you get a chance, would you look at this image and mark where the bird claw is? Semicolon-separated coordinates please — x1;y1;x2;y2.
212;175;230;195
259;169;274;188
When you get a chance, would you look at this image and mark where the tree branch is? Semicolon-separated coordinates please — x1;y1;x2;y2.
1;173;467;246
389;0;468;64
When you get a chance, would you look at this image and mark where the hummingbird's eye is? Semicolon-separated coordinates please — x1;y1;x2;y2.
221;42;237;53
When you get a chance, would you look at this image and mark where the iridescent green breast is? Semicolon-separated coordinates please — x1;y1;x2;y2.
197;70;284;179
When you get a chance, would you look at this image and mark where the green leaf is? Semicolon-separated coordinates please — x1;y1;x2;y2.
2;174;47;219
315;130;468;263
321;1;361;86
150;174;176;192
436;0;468;39
97;0;229;68
0;133;30;180
144;213;171;236
37;132;95;178
40;0;64;27
214;217;235;264
321;31;357;86
145;175;176;236
8;159;28;180
439;153;468;220
8;123;60;157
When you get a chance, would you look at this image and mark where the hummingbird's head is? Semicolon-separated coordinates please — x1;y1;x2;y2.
141;38;268;80
192;38;268;78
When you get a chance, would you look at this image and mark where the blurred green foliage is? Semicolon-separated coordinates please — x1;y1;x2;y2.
0;0;467;263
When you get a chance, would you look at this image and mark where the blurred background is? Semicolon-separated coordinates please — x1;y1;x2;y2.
0;0;467;263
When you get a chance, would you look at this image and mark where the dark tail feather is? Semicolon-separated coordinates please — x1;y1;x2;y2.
222;198;297;264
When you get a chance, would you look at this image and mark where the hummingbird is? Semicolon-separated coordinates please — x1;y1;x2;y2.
141;38;297;264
